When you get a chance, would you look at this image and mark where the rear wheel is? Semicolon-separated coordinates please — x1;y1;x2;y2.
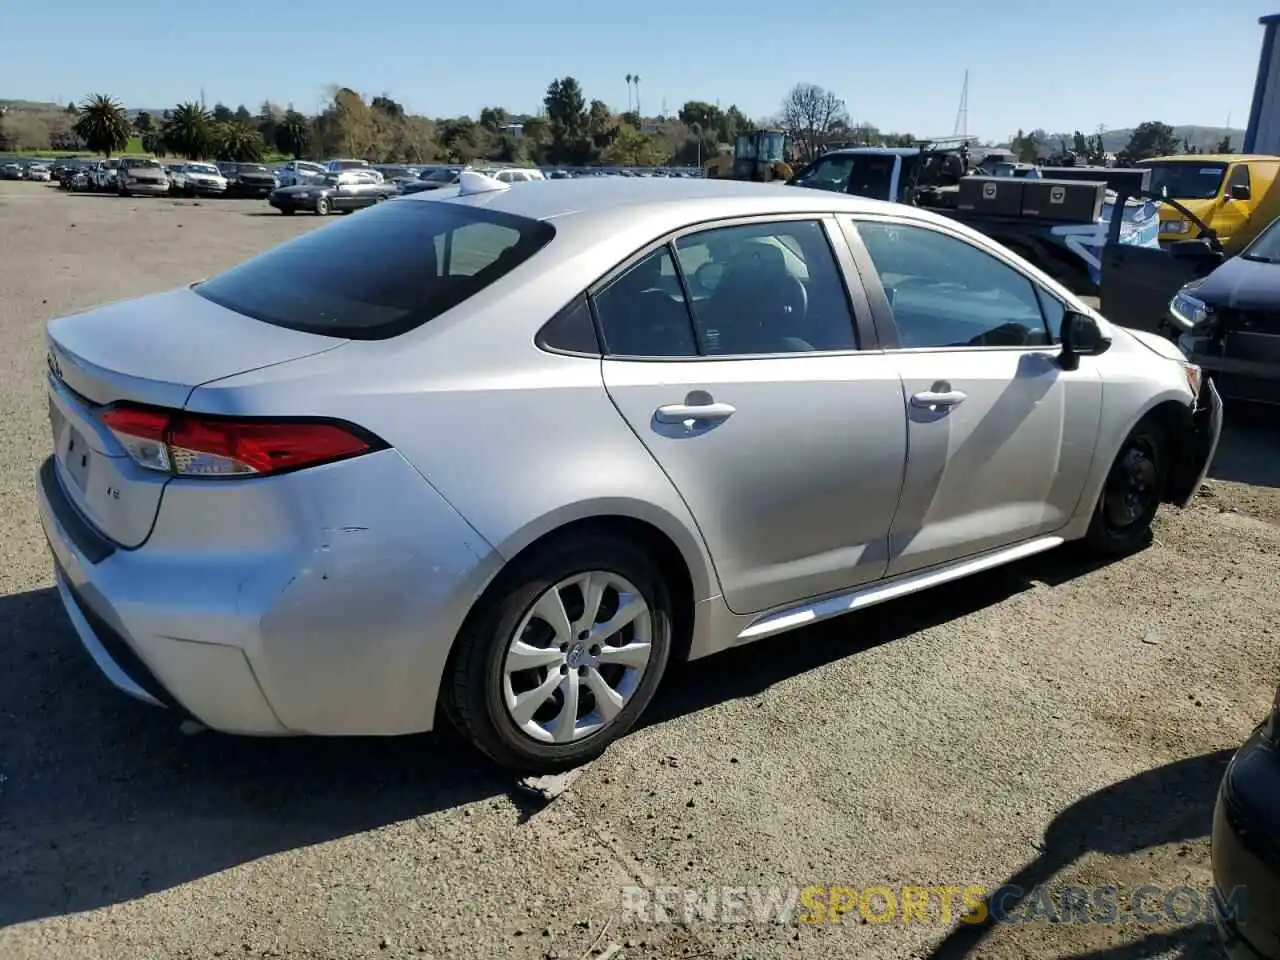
1084;420;1166;556
445;534;673;773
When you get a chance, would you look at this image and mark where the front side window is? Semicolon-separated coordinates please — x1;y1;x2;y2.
855;221;1051;349
194;202;555;339
1228;164;1252;199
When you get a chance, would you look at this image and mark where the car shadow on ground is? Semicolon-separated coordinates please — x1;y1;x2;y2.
1210;406;1280;489
922;748;1233;960
0;548;1173;929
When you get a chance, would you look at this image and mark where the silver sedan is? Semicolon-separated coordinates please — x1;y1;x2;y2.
36;174;1222;772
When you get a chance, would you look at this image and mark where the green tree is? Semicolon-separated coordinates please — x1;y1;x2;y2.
544;77;591;164
1072;130;1089;156
233;104;252;123
211;103;234;123
73;94;131;157
162;102;214;159
602;124;666;166
1215;134;1233;153
133;110;153;133
212;121;265;161
587;99;616;150
141;130;166;156
275;109;311;159
479;106;508;132
1118;121;1179;164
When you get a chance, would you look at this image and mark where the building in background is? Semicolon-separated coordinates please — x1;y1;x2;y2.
1246;13;1280;154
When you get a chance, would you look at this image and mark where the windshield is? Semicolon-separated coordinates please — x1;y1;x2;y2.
187;164;219;175
239;165;268;174
425;168;458;182
1243;216;1280;263
193;201;556;339
792;154;853;192
125;159;161;170
734;134;758;161
758;133;785;164
1138;161;1228;201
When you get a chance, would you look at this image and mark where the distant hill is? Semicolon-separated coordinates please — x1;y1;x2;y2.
1033;126;1246;154
0;99;62;112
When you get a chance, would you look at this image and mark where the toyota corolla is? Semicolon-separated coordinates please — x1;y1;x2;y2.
36;173;1222;772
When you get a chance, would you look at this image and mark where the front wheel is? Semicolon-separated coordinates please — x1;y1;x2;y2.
1083;421;1166;556
314;197;331;216
444;533;673;773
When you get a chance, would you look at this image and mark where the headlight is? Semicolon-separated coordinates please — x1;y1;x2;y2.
1169;289;1208;330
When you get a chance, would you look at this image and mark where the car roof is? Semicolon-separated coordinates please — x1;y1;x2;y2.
820;147;921;157
403;176;913;225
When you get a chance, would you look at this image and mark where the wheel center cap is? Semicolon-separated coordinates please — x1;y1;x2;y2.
566;643;587;669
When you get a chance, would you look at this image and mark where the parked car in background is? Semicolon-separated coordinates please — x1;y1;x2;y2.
402;165;466;193
36;175;1220;773
1;161;25;180
268;169;394;215
176;162;229;197
116;157;170;197
475;166;545;184
275;160;326;188
1212;686;1280;960
218;162;277;198
1173;214;1280;408
324;158;372;175
25;163;52;182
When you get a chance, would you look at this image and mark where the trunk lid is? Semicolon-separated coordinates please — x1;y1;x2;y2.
46;286;344;547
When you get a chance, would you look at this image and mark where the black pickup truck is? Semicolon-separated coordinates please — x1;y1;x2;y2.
789;148;1161;296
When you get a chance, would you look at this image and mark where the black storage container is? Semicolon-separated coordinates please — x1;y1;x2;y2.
956;177;1024;216
1038;166;1151;196
1020;179;1105;223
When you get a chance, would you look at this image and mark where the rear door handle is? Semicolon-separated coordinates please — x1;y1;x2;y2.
910;390;967;410
654;402;737;424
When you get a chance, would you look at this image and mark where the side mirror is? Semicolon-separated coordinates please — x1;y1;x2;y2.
1059;311;1111;371
1168;238;1221;259
1228;183;1251;201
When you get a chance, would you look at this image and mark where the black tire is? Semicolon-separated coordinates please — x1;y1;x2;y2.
444;532;673;773
1083;419;1166;556
315;197;330;216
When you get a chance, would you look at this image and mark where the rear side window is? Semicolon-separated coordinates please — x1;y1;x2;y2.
194;200;555;339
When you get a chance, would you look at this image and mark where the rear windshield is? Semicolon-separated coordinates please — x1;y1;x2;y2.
193;199;555;339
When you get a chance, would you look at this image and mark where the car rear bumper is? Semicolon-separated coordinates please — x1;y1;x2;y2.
36;448;502;737
1212;729;1280;959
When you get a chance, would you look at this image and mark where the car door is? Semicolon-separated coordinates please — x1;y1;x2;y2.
597;216;908;616
1216;163;1253;240
845;216;1103;578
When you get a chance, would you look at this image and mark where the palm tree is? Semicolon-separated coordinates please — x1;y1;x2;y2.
276;109;311;160
162;102;213;159
633;75;641;121
214;121;265;162
72;95;130;157
625;74;633;113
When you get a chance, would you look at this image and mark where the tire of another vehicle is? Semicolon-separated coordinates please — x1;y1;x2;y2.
1083;419;1166;556
444;533;674;773
315;197;330;216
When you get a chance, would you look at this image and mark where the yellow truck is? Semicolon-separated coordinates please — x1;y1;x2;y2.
1136;154;1280;249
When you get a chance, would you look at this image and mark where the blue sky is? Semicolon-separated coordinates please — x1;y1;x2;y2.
1;0;1272;141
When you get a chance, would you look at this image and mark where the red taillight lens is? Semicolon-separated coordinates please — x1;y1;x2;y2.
98;406;381;478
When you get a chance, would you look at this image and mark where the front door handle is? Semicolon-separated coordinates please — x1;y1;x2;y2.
654;401;737;424
910;390;967;410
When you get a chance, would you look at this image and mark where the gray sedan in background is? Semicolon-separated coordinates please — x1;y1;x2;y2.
36;174;1220;772
268;170;395;215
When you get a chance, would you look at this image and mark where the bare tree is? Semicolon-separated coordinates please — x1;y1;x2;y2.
779;83;848;162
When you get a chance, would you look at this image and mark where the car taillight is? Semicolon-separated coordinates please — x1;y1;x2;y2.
98;405;383;478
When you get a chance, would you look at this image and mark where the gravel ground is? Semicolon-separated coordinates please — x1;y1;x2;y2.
1;179;1278;960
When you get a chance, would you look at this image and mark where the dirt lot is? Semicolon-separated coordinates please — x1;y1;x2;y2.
0;179;1278;960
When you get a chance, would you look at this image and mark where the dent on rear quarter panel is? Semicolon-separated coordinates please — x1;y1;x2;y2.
241;451;502;736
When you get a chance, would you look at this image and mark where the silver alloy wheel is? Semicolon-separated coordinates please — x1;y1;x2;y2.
502;571;653;744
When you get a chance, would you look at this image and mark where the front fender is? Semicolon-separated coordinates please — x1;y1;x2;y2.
1166;378;1224;506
